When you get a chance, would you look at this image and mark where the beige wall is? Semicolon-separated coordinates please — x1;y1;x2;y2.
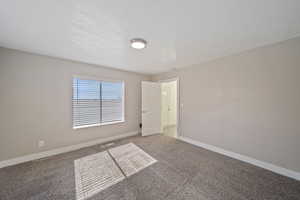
0;48;150;161
153;37;300;172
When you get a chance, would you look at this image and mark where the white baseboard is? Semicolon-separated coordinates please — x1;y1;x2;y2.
0;131;139;169
163;124;176;129
178;136;300;181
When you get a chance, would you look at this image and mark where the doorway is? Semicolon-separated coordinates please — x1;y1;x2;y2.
160;79;178;138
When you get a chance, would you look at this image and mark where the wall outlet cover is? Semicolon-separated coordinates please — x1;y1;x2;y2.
38;140;45;148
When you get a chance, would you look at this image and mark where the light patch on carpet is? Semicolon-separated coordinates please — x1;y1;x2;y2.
74;151;125;200
109;143;157;177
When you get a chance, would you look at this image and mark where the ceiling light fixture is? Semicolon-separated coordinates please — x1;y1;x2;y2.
130;38;147;49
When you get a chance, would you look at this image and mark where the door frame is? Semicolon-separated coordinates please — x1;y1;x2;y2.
158;77;181;137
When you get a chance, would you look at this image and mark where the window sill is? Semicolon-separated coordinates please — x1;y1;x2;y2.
73;120;125;130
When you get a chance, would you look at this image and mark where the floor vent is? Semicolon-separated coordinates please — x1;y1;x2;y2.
100;142;115;148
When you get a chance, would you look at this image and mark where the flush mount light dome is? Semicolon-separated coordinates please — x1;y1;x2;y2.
130;38;147;49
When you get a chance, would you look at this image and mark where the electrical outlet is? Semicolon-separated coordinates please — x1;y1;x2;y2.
38;140;45;148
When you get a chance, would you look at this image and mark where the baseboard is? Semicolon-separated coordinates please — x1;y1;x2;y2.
163;124;176;129
178;136;300;181
0;131;139;169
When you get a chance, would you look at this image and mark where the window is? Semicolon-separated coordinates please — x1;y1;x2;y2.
73;77;124;129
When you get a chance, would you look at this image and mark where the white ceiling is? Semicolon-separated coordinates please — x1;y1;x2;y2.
1;0;300;74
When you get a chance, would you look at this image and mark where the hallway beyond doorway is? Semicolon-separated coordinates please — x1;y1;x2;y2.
163;125;177;138
161;79;178;138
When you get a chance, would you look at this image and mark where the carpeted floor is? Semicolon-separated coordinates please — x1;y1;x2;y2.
0;135;299;200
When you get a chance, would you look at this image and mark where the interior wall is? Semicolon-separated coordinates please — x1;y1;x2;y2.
161;81;177;128
0;47;150;161
152;37;300;173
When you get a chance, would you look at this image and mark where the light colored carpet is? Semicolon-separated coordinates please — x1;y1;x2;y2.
74;151;125;200
109;143;157;177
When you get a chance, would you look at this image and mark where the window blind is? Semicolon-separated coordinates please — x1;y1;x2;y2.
73;78;124;128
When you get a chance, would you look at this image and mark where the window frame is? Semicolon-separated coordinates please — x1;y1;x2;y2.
72;75;125;130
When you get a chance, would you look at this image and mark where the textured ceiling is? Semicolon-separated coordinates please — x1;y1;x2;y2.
1;0;300;74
